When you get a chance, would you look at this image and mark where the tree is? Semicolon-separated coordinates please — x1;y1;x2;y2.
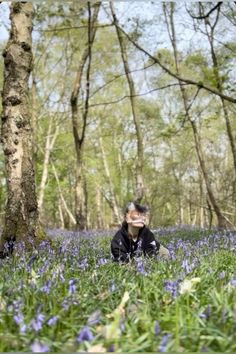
0;2;41;256
110;3;145;203
163;2;228;229
70;2;100;230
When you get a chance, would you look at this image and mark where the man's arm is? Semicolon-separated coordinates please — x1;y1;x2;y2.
111;237;129;263
143;229;160;257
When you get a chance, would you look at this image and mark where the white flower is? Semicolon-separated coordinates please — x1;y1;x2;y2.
179;277;201;295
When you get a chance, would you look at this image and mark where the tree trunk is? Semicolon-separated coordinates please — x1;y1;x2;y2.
51;162;76;227
98;132;121;225
164;3;227;229
95;187;103;229
204;16;236;206
38;119;58;213
110;3;145;203
70;3;100;230
0;3;41;256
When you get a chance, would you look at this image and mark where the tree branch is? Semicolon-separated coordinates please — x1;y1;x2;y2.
186;2;222;20
116;24;236;104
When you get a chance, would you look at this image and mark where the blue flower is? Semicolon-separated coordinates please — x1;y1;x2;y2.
30;313;45;332
68;279;76;295
163;280;179;297
76;326;94;343
30;341;49;352
158;333;171;352
230;278;236;287
47;316;58;326
154;320;161;336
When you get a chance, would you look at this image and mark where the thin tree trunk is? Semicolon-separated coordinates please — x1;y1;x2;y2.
110;3;145;203
70;2;100;230
0;3;42;256
95;187;103;229
58;199;65;229
98;132;121;224
164;3;227;229
51;163;76;226
199;168;204;228
38;119;59;212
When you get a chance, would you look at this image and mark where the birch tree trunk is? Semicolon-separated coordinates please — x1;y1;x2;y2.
110;3;145;203
0;2;41;256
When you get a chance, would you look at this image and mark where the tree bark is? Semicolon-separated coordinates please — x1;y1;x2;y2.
0;3;41;256
164;3;227;229
110;3;145;203
70;2;100;230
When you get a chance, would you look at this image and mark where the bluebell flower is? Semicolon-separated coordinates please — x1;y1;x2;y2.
181;259;191;274
154;320;161;336
41;280;51;294
30;341;49;352
163;280;179;297
68;279;76;295
158;333;171;352
97;257;108;266
30;313;45;332
47;316;58;326
230;278;236;287
76;326;94;343
199;305;211;320
13;313;24;326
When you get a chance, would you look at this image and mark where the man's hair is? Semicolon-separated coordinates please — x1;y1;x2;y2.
124;201;149;215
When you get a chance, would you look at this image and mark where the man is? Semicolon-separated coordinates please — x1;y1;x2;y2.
111;201;170;263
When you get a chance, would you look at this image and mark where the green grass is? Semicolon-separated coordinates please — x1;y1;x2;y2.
0;229;236;352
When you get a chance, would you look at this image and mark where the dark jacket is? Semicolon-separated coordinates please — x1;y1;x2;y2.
111;221;160;262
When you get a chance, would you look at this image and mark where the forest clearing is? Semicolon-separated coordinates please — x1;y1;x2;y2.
0;1;236;352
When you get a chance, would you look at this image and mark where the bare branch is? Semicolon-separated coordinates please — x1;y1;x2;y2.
186;2;222;20
115;25;236;104
37;23;113;33
89;83;190;108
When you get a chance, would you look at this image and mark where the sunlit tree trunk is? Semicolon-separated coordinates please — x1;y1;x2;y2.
38;118;58;213
98;132;121;224
0;3;41;256
70;2;100;230
110;3;145;203
164;3;227;229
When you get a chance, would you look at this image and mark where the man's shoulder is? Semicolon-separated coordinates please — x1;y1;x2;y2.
142;226;155;236
112;227;125;240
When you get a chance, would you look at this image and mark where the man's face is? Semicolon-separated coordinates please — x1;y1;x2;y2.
125;209;147;228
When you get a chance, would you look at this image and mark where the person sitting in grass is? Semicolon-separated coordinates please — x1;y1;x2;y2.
111;201;170;263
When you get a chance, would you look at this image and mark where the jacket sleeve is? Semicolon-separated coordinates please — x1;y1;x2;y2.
143;229;160;257
111;236;129;263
